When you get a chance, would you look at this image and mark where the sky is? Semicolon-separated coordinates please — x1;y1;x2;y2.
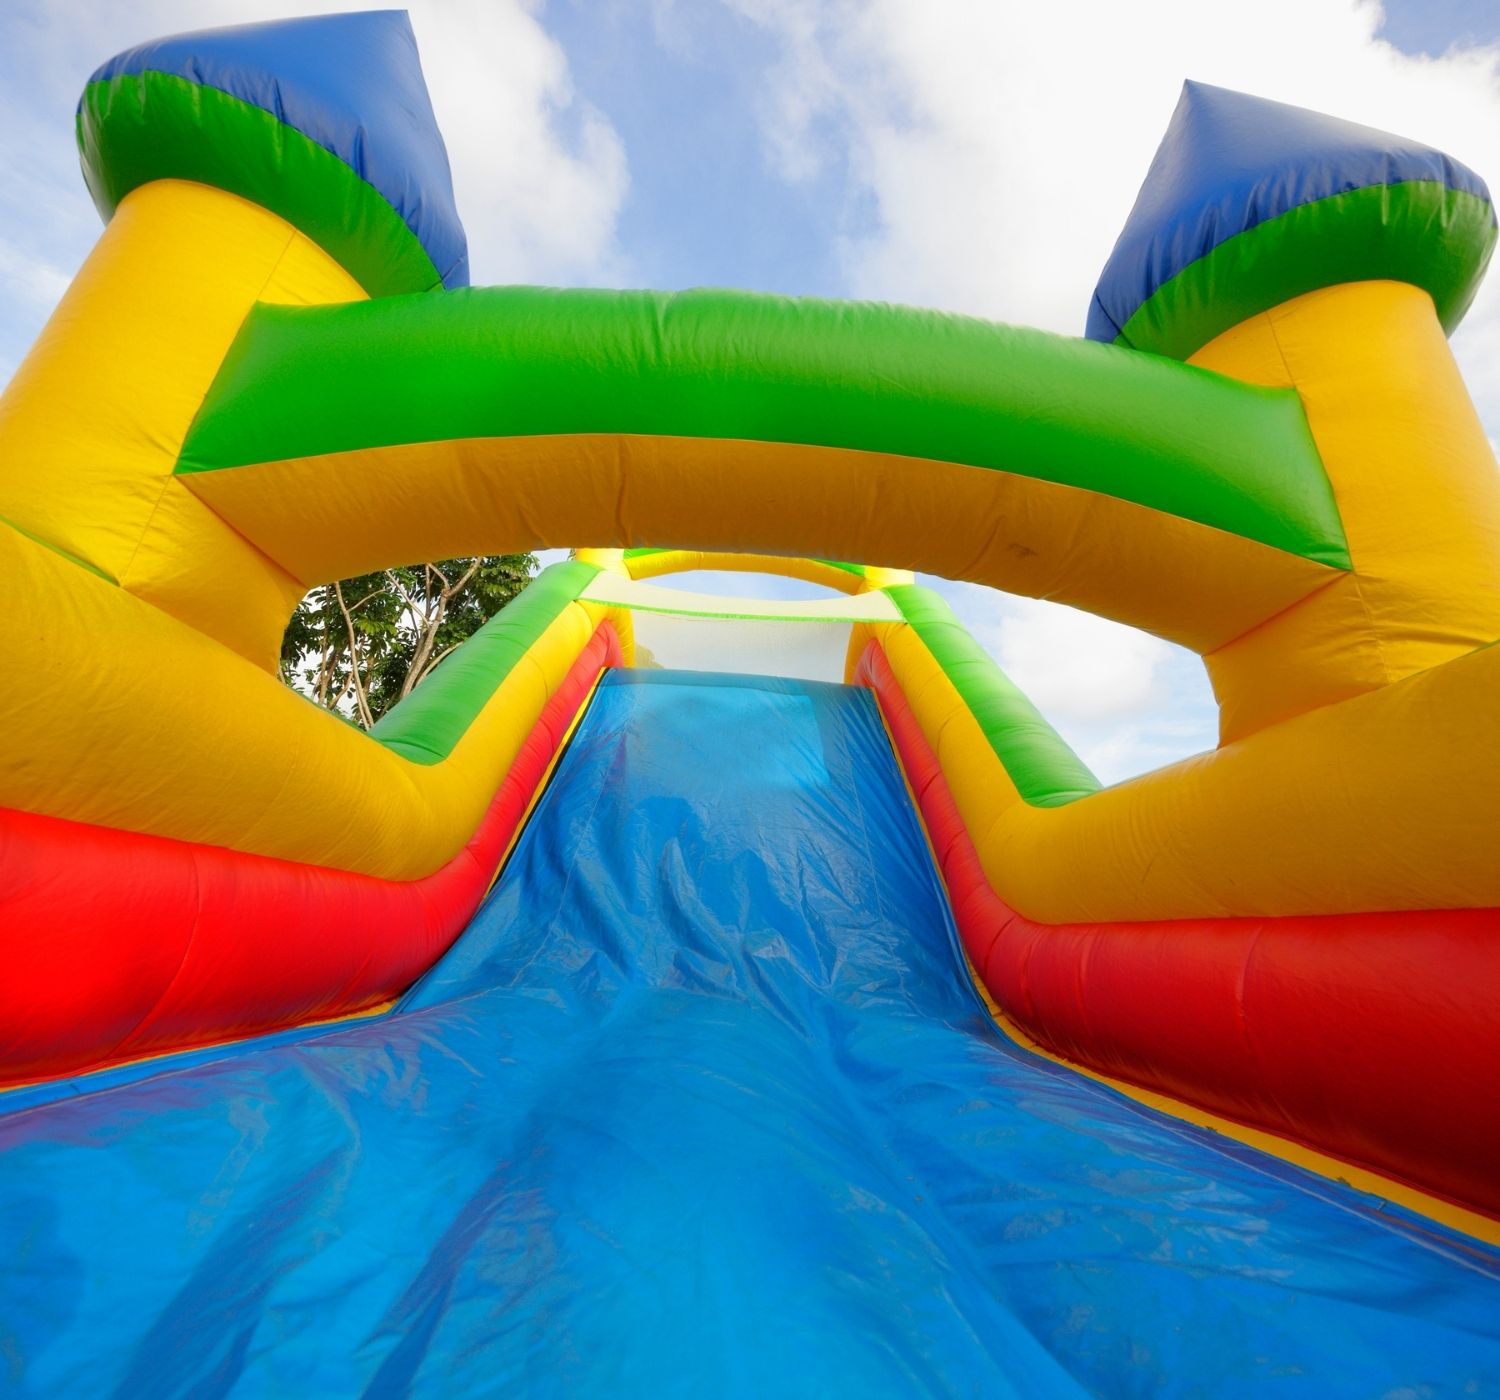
2;0;1498;783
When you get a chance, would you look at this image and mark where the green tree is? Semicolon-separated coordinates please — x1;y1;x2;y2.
280;553;536;728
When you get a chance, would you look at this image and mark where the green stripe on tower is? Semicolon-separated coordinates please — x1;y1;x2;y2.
78;72;443;298
1116;183;1498;360
179;286;1351;568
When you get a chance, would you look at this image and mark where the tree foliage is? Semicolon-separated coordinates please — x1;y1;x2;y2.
280;554;536;728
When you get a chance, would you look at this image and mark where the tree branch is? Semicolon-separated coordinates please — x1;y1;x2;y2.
444;559;482;599
416;639;463;684
335;581;375;729
401;593;448;699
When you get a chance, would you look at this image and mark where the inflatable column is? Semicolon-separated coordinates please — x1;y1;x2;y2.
0;11;467;666
1089;81;1500;740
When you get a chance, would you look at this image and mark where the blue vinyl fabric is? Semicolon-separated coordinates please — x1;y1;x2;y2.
86;10;469;288
1086;79;1494;344
3;669;1500;1396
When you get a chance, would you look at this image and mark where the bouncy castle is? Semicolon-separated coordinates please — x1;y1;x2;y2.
3;10;1500;1393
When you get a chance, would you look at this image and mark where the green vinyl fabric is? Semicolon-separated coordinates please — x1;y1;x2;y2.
179;285;1350;568
888;585;1100;809
369;560;600;765
78;72;444;297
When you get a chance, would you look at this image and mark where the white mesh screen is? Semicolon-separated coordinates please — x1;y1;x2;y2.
628;612;856;683
579;571;898;683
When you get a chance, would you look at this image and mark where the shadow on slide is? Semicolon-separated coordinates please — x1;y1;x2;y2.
2;671;1498;1395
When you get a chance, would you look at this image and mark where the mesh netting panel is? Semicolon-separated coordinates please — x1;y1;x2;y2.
627;612;855;683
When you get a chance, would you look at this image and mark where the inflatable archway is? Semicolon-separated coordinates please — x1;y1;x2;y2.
4;12;1500;1391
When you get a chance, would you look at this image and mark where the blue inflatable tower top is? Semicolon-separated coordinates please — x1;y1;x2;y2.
78;9;469;296
1088;80;1496;358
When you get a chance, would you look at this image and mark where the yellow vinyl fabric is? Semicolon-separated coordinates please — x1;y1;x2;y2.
0;180;367;666
861;614;1500;920
180;434;1336;657
596;549;914;595
0;519;599;879
1192;281;1500;741
578;596;637;667
9;430;1496;917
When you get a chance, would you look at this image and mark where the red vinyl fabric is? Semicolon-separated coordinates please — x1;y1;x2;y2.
0;622;621;1087
857;639;1500;1219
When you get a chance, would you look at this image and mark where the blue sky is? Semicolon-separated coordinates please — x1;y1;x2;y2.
2;0;1498;782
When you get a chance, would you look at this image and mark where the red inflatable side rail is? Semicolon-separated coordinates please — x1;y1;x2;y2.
0;622;622;1088
857;640;1500;1221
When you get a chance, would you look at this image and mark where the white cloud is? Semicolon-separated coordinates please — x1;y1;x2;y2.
971;594;1168;723
725;0;1500;774
0;238;69;307
0;0;630;328
729;2;1500;353
931;577;1216;784
0;237;70;382
401;0;630;286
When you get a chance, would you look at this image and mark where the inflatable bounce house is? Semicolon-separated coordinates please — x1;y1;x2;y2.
4;11;1500;1393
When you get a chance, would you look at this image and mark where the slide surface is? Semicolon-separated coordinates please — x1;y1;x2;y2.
2;671;1498;1395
